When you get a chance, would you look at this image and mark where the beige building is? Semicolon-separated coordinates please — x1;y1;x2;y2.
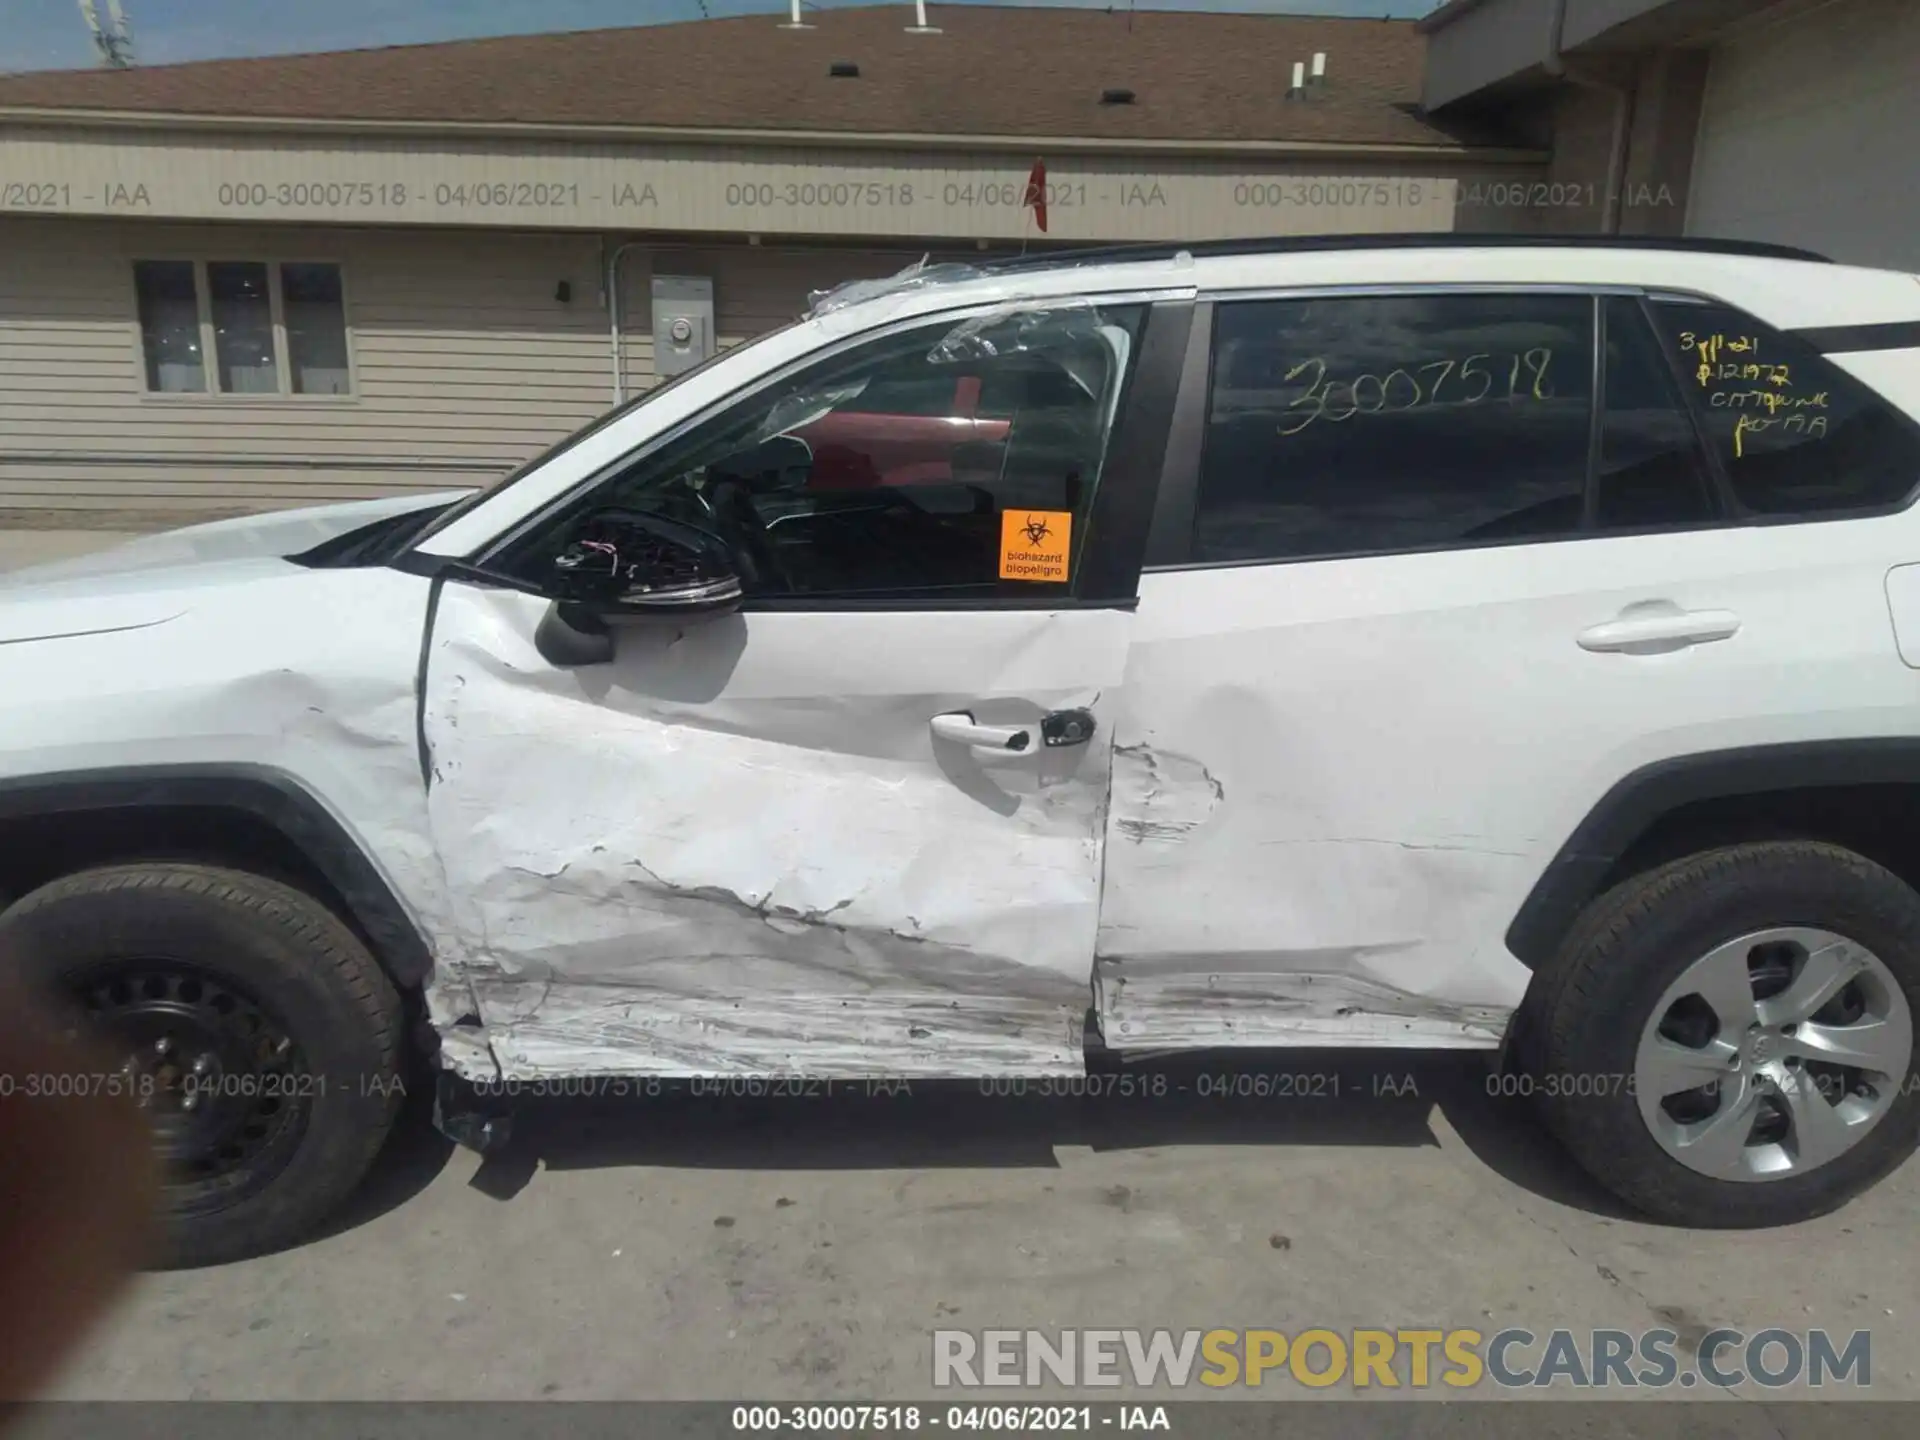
1419;0;1920;264
0;6;1542;521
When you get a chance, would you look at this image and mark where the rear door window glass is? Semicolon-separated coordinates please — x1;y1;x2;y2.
1197;293;1595;562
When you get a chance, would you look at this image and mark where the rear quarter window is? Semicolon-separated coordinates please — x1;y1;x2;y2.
1649;300;1920;516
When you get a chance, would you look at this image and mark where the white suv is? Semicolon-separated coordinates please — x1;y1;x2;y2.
5;236;1920;1264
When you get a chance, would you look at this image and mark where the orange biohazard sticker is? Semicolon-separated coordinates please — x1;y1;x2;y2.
999;509;1072;583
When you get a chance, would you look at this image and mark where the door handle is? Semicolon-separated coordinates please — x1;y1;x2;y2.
1577;606;1741;653
931;711;1032;752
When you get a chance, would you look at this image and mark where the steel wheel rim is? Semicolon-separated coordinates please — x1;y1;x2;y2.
1634;926;1913;1183
70;960;313;1213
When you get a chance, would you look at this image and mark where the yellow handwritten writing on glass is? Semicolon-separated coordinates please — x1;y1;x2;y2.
1274;348;1555;437
1705;361;1793;386
1708;389;1829;413
1734;412;1829;457
1682;332;1763;387
1278;357;1327;435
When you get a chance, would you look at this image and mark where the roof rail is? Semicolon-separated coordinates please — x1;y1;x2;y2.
979;233;1832;273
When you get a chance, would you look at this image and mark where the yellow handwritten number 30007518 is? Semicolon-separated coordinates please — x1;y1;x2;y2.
1278;349;1556;436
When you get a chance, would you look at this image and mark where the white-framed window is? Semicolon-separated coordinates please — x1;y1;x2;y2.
132;259;353;396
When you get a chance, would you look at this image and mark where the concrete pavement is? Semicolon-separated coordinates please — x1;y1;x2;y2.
44;1062;1920;1402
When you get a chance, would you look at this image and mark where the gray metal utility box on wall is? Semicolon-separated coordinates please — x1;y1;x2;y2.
651;275;716;377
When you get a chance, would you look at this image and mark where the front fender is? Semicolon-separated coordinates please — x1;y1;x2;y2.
0;764;435;988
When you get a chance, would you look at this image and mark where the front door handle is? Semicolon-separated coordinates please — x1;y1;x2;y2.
931;711;1032;751
1578;606;1741;654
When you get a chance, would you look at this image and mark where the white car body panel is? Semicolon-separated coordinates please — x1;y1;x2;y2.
0;490;469;588
0;563;479;1041
1098;512;1920;1050
2;242;1918;1083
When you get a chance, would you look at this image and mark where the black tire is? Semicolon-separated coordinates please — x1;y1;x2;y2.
0;863;404;1267
1517;840;1920;1228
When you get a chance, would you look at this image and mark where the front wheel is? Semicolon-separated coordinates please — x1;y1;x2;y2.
0;864;405;1267
1519;841;1920;1227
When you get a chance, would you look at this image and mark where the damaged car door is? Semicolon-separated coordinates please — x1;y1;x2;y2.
1097;289;1607;1050
418;299;1174;1080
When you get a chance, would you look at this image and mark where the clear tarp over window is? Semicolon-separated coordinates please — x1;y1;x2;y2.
925;299;1107;366
807;256;986;323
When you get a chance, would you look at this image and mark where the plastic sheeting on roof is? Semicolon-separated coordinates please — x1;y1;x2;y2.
806;256;986;319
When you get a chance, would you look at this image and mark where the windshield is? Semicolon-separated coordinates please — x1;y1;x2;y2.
403;319;802;550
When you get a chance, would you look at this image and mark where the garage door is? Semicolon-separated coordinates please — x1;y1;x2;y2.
1687;0;1920;270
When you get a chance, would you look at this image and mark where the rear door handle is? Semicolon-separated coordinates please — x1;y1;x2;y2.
1577;607;1741;653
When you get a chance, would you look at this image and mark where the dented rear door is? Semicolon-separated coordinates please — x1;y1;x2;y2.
1097;290;1595;1051
419;298;1192;1080
1096;286;1920;1052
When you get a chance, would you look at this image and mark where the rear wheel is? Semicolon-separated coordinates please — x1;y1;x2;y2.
0;864;404;1266
1519;841;1920;1227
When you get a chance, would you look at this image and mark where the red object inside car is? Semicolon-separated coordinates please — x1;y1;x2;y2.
793;375;1010;489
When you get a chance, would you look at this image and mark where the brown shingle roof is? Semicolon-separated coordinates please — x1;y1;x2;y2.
0;6;1498;151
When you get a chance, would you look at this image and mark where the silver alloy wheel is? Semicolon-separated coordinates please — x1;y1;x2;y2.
1634;927;1913;1182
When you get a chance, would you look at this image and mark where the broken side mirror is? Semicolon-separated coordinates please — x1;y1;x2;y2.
535;508;742;667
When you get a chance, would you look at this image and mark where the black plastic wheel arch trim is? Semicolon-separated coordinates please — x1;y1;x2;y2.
0;765;435;988
1504;738;1920;969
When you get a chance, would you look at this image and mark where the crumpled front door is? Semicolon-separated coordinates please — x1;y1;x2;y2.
420;582;1129;1080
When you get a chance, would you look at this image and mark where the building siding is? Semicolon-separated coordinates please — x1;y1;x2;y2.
0;126;1488;246
0;216;924;514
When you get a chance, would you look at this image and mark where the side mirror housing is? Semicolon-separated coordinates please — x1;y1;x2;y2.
535;509;742;666
550;508;742;616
